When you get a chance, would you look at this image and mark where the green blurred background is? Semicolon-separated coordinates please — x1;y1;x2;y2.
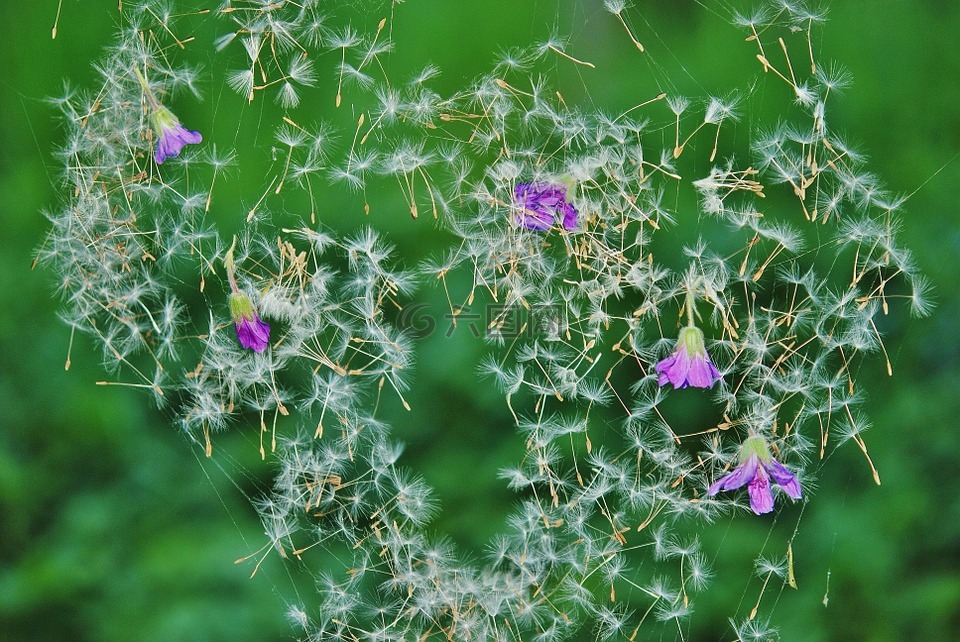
2;1;958;640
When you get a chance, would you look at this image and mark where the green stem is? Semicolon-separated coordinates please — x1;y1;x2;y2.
685;289;696;327
133;65;160;110
225;236;239;293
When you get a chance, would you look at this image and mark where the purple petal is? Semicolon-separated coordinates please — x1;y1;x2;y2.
514;182;575;231
655;353;674;385
235;317;271;353
656;350;692;389
708;454;759;495
517;208;554;230
765;458;802;500
747;464;774;514
527;184;565;208
709;361;721;381
685;355;714;388
155;124;203;164
560;200;578;230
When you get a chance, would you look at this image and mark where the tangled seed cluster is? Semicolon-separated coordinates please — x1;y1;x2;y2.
40;2;928;640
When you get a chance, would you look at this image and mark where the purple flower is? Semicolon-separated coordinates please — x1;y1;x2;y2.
229;292;270;353
707;436;802;515
656;326;722;389
514;182;578;231
150;106;202;164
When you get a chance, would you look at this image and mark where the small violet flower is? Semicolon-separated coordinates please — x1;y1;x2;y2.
150;106;202;165
707;435;802;515
656;325;722;389
225;239;270;353
229;291;271;353
514;182;578;231
134;66;202;164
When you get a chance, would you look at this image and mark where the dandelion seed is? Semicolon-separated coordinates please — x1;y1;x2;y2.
707;435;802;515
513;182;578;231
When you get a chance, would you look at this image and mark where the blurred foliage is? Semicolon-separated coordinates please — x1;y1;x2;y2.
1;1;958;640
